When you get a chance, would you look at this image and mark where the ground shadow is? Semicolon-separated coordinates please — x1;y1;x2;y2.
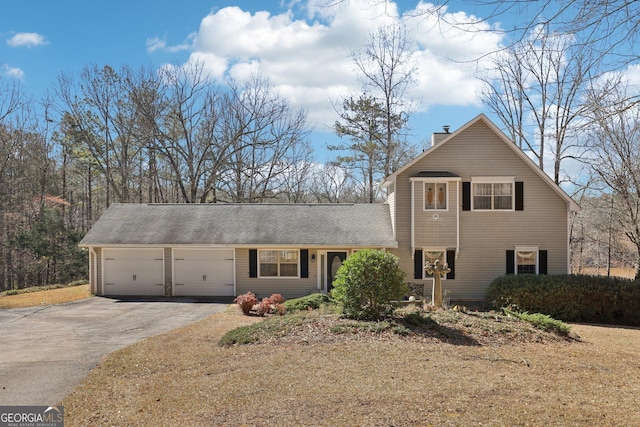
101;295;235;304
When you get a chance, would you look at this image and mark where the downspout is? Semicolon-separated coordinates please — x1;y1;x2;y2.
456;180;460;257
567;204;572;274
411;179;415;258
88;247;94;294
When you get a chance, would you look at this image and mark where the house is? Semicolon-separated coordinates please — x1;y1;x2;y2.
382;113;579;302
79;114;578;302
79;203;397;299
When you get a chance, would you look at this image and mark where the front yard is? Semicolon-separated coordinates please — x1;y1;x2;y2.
61;305;640;426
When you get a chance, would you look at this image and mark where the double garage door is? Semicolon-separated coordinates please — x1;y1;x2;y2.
102;248;234;296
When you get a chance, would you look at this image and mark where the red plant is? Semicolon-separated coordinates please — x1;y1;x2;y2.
234;292;258;315
269;294;285;305
256;297;273;317
273;303;286;316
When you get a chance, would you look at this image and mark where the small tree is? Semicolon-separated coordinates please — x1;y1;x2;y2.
331;249;407;320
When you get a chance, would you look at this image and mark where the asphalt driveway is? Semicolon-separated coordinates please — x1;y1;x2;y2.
0;296;227;406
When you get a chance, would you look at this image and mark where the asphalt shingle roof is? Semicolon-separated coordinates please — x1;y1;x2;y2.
412;171;460;178
80;203;397;247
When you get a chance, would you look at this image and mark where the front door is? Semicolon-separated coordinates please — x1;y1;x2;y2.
326;251;347;292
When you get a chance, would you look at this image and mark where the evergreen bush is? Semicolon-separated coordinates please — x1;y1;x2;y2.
331;249;407;320
283;293;331;312
486;274;640;326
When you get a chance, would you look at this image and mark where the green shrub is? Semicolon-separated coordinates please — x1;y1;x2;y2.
283;293;331;312
403;311;434;327
486;274;640;326
502;308;571;336
218;312;306;346
218;324;261;346
331;249;407;320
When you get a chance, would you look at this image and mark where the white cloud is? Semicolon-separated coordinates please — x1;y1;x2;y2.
147;36;192;54
0;64;25;79
179;0;503;129
7;32;48;48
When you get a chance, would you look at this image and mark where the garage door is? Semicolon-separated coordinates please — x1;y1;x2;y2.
174;249;235;296
103;248;164;296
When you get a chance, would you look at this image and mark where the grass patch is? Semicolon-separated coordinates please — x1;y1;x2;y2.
62;309;640;426
0;280;87;296
219;311;307;346
0;283;90;309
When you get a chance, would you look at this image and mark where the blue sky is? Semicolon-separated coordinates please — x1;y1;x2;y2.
2;0;508;159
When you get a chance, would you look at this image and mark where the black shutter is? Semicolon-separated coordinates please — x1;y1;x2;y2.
300;249;309;278
462;182;471;211
446;249;455;280
249;249;258;278
515;181;524;211
414;249;423;279
506;250;515;275
539;250;548;275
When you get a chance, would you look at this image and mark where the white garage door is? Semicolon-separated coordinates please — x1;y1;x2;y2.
103;248;164;296
174;249;235;296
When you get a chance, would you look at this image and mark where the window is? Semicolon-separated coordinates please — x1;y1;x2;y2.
472;180;514;210
259;249;299;278
424;182;447;210
516;250;537;274
507;248;547;275
423;250;445;278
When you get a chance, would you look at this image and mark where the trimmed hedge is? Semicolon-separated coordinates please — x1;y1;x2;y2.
486;274;640;326
283;293;331;312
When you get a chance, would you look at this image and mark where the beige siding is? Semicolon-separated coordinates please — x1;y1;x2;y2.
394;120;570;301
235;248;320;299
388;187;396;236
94;247;102;296
413;180;458;248
164;247;172;296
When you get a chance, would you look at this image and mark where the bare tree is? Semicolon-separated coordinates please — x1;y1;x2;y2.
216;76;310;203
55;65;145;206
584;82;640;279
310;163;360;203
351;24;416;178
479;24;594;184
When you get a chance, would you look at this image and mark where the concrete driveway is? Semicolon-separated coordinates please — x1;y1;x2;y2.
0;296;227;406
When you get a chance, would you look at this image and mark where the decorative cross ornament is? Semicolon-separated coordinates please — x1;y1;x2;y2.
424;259;451;308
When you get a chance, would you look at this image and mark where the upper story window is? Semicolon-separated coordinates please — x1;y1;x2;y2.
424;182;447;210
259;249;299;278
472;177;515;210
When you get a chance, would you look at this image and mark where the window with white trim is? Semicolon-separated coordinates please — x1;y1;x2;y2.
424;250;446;279
424;182;447;210
516;248;538;274
259;249;299;277
472;178;514;210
